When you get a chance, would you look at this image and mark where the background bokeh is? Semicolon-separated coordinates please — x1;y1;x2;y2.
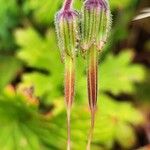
0;0;150;150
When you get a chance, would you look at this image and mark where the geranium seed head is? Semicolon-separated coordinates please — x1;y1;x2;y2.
81;0;112;52
55;8;80;61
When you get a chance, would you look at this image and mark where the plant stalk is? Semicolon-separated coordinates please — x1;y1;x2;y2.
64;56;75;150
86;44;98;150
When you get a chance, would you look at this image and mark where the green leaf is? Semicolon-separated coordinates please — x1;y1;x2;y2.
0;89;63;150
115;123;136;149
23;0;62;25
15;28;64;100
15;27;63;72
0;0;20;51
94;94;143;148
18;72;63;100
0;56;22;91
100;51;145;94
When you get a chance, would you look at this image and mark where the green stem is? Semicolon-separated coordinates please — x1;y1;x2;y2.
64;56;75;150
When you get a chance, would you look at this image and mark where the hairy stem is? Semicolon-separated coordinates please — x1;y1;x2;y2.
63;0;73;10
87;44;98;150
65;56;75;150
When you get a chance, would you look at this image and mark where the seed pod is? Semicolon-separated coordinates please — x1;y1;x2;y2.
55;9;79;61
55;1;80;149
81;0;111;52
80;0;112;149
55;6;80;107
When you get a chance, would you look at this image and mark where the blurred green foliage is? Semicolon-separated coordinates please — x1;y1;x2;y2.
0;0;149;150
0;56;22;91
23;0;62;25
0;87;143;150
0;0;20;51
100;51;145;94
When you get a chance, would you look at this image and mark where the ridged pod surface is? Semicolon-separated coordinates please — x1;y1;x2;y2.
55;9;80;61
81;0;111;52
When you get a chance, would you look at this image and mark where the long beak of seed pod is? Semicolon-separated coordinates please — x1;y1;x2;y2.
87;44;98;114
80;0;112;149
87;44;98;150
64;56;75;150
65;56;75;108
55;0;79;149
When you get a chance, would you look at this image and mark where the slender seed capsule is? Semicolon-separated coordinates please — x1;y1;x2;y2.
55;0;79;149
80;0;112;149
81;0;111;52
55;7;79;61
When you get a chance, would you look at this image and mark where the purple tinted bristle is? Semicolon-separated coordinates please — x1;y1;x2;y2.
85;0;107;10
